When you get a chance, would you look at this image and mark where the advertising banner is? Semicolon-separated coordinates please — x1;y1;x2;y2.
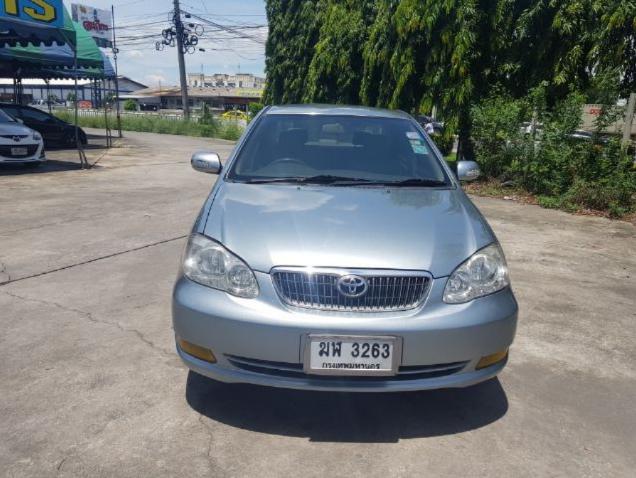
71;3;112;48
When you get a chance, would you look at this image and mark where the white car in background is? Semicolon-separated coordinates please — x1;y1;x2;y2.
0;108;45;167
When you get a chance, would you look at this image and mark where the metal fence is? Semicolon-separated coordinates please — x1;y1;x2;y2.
53;107;248;128
57;108;200;122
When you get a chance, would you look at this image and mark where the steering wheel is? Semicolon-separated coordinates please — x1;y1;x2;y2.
268;157;306;168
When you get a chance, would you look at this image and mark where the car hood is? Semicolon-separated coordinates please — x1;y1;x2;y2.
203;182;495;277
0;123;34;136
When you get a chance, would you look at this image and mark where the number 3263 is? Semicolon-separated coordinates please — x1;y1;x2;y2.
351;342;391;359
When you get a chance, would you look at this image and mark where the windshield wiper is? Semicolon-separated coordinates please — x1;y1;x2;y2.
241;177;307;184
241;175;373;185
240;176;447;186
375;178;448;187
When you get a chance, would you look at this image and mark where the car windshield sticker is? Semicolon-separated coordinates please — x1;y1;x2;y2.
406;131;420;139
409;138;428;154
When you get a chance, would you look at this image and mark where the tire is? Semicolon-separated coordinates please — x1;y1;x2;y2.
62;133;74;147
63;132;87;147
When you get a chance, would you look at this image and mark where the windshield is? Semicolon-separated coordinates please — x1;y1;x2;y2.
228;114;450;186
0;109;17;123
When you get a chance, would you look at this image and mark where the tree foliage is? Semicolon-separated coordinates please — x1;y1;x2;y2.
263;0;322;104
263;0;635;143
124;99;137;111
471;88;635;216
303;0;376;103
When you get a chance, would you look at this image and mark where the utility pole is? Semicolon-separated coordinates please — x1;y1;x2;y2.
111;5;122;137
173;0;190;119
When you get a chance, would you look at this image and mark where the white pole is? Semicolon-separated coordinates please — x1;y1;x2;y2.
622;93;635;147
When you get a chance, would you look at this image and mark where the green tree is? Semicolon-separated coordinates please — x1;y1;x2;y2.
247;102;265;118
303;0;376;104
263;0;324;104
360;0;398;107
264;0;635;150
123;99;137;111
592;0;636;94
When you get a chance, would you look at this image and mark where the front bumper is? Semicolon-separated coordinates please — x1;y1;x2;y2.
172;272;518;392
0;142;45;163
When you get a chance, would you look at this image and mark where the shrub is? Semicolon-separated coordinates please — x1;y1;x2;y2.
198;103;218;129
537;195;562;210
247;102;265;119
431;133;454;156
471;88;636;217
220;121;243;141
471;93;528;178
123;99;137;111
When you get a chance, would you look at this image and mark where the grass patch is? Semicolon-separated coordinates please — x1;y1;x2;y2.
445;152;457;162
54;110;244;141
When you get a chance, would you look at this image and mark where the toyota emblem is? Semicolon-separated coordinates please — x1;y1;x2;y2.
12;136;21;142
336;275;368;298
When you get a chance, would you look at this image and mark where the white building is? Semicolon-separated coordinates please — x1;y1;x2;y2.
0;76;147;106
187;73;265;90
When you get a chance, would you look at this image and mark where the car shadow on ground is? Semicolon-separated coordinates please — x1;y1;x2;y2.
0;159;103;175
45;134;112;152
185;372;508;443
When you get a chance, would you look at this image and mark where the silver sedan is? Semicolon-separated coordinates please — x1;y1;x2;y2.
172;104;518;392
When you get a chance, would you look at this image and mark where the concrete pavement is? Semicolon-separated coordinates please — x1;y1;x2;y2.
1;130;634;477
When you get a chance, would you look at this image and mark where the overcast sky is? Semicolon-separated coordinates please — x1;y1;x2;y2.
66;0;267;87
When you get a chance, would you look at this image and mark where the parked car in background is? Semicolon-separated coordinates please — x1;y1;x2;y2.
138;103;158;112
416;114;453;155
521;122;611;145
416;114;444;136
0;103;87;147
221;109;248;121
0;108;45;166
30;99;64;108
173;104;518;393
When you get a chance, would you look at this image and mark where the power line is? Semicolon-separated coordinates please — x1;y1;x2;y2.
184;11;267;45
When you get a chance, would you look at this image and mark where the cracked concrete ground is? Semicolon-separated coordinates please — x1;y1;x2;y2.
1;130;635;477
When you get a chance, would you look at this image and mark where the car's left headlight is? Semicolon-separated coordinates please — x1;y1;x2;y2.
443;243;510;304
33;132;42;141
182;233;259;298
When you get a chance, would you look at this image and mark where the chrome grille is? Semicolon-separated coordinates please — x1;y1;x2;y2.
0;144;38;158
272;269;431;312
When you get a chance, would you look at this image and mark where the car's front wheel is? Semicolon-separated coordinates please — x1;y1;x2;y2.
63;131;87;147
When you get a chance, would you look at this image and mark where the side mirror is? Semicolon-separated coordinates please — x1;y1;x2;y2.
456;160;481;182
191;151;221;174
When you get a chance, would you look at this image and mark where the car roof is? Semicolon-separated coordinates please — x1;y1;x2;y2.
0;103;50;113
265;104;411;120
0;103;31;109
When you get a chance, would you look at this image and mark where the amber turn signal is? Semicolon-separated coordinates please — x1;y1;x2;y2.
178;338;217;363
476;349;508;370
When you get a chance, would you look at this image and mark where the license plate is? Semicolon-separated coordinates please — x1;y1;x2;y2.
11;147;28;156
304;335;401;376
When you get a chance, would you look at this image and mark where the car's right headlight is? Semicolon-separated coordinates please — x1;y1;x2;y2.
443;243;510;304
33;132;42;141
182;234;259;298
